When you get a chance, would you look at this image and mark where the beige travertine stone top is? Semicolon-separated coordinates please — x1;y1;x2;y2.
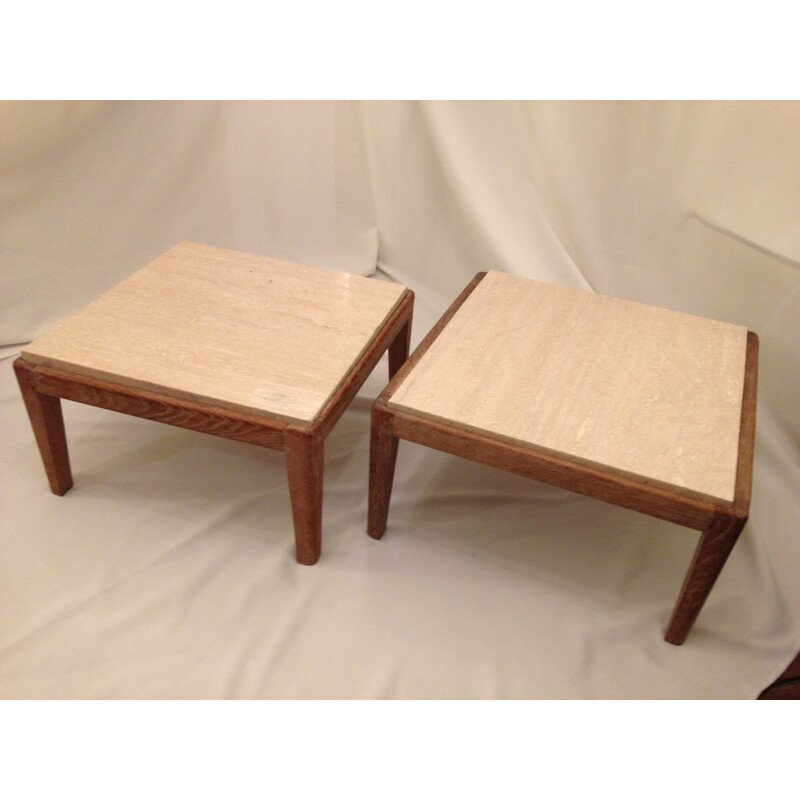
389;271;748;504
22;242;406;426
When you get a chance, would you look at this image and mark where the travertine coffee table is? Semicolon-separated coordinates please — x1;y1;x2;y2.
369;271;757;644
14;242;413;565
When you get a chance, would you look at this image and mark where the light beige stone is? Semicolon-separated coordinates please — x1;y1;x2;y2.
22;241;406;426
389;271;748;504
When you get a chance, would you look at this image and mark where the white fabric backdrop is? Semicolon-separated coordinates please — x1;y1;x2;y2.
1;100;798;698
0;100;377;346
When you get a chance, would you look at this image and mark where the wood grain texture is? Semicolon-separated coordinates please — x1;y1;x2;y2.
388;316;412;379
285;431;325;565
391;410;717;531
389;271;748;505
22;241;407;426
664;510;747;645
368;404;400;539
13;359;73;495
29;362;288;449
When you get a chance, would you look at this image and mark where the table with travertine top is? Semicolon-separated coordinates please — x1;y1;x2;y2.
14;242;413;565
369;271;757;644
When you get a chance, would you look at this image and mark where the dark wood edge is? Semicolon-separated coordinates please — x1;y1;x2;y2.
388;408;717;531
376;273;486;406
18;358;288;450
732;332;759;518
757;679;800;700
15;288;415;451
13;357;74;495
759;648;800;699
304;289;415;440
663;508;747;644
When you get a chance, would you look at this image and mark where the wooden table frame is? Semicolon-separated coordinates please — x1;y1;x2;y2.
15;290;414;567
368;274;758;644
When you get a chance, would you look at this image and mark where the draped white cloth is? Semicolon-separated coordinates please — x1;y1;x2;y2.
2;100;798;698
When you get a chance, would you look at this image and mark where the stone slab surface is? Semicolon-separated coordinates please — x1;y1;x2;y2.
389;271;748;504
22;242;406;426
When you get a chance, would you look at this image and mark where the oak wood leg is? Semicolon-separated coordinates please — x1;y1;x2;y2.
13;358;73;495
664;510;747;645
388;317;411;379
368;405;399;540
285;431;324;565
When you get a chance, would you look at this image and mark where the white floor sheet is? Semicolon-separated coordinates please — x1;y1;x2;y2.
2;287;798;699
